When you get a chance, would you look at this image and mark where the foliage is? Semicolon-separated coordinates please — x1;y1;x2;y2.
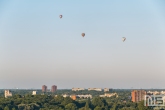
0;89;155;110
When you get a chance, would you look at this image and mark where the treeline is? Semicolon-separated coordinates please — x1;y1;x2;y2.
0;89;130;97
1;89;165;97
0;94;153;110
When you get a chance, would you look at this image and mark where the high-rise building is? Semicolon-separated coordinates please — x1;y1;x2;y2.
51;85;57;92
131;90;146;102
42;85;47;92
4;90;12;98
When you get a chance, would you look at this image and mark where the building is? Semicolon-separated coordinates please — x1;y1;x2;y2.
42;85;47;92
146;91;165;95
32;91;37;95
147;91;160;95
77;94;92;99
88;88;102;91
160;91;165;95
62;94;92;99
70;95;76;100
4;90;12;98
62;94;69;98
131;90;146;102
51;85;57;92
100;93;118;98
72;88;85;91
104;88;110;92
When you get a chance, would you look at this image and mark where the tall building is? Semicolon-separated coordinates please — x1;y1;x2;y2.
42;85;47;92
131;90;146;102
51;85;57;92
4;90;12;98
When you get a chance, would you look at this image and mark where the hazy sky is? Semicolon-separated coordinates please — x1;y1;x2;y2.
0;0;165;89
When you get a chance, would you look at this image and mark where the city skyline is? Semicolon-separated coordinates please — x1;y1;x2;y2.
0;0;165;89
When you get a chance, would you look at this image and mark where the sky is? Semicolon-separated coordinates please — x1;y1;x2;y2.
0;0;165;89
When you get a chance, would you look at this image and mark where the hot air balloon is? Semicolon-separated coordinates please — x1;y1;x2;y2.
59;15;63;19
122;37;126;42
81;33;85;37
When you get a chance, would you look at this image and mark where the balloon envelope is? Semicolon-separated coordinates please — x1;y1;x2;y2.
122;37;126;42
81;33;85;37
59;15;63;19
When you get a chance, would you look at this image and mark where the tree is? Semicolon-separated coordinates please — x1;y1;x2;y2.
62;97;73;105
58;107;65;110
84;100;91;110
85;101;89;109
78;101;92;110
138;101;150;110
55;95;64;103
12;108;16;110
4;106;9;110
65;103;77;110
79;107;85;110
92;97;107;107
94;106;103;110
111;103;117;110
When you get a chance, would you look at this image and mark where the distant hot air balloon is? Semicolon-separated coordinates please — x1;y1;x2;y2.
59;15;63;19
81;33;85;37
122;37;126;42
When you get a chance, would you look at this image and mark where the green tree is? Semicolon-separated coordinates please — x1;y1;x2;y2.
58;107;65;110
12;108;16;110
4;106;9;110
65;103;77;110
138;101;150;110
55;95;64;103
85;100;89;109
111;103;117;110
92;97;107;107
94;106;103;110
79;101;92;110
79;108;85;110
62;97;73;105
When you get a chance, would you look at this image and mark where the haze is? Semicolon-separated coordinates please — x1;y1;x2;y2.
0;0;165;89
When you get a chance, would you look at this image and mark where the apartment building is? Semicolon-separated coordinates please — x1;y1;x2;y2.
32;91;37;95
88;88;102;91
42;85;47;92
72;88;85;91
51;85;57;92
131;90;146;102
4;90;12;98
100;93;118;98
